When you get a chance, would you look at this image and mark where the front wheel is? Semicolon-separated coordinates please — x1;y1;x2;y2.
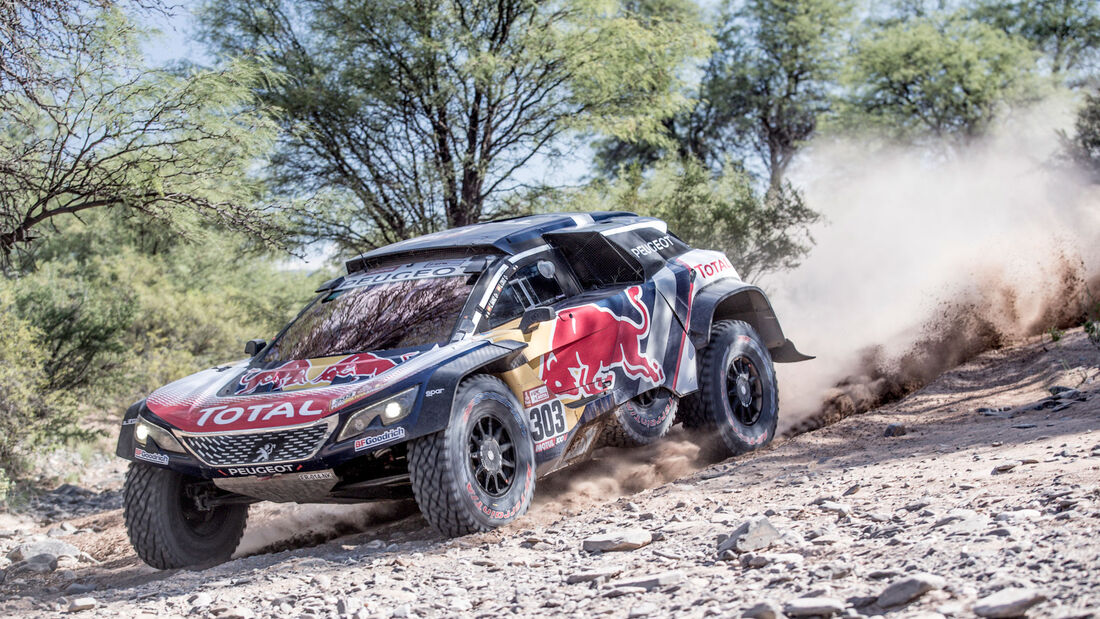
687;320;778;455
408;374;536;536
123;462;248;569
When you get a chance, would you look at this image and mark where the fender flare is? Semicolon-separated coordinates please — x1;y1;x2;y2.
406;340;529;439
689;280;813;363
114;398;146;460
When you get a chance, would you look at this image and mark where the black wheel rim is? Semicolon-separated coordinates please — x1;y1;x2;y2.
726;354;763;426
178;483;222;537
467;413;516;498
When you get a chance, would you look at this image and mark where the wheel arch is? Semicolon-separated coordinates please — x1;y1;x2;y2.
689;281;813;363
409;340;529;439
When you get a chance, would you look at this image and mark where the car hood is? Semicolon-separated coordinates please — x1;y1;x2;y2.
144;342;474;433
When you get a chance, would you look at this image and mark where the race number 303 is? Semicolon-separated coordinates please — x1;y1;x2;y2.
528;399;566;442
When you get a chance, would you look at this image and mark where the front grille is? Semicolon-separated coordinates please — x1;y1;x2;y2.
182;422;331;467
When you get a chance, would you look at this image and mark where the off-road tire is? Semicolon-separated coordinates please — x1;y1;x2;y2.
408;374;536;537
123;462;248;569
600;388;678;447
690;320;778;455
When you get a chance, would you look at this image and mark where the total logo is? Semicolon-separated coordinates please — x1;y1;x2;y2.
194;400;325;428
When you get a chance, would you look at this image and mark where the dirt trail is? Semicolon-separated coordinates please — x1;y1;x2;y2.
1;329;1098;618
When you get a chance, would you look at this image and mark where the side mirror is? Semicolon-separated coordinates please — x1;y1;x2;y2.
244;339;267;356
519;306;557;334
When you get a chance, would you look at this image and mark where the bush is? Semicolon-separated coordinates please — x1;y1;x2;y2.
0;288;84;484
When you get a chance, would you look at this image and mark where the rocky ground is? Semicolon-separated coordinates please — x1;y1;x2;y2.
1;330;1098;618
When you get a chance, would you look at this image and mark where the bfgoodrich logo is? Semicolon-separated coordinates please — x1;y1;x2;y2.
134;448;169;465
354;427;406;452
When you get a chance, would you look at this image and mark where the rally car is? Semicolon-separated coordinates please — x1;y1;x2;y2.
116;212;811;568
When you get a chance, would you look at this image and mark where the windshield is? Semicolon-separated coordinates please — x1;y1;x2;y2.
263;263;475;363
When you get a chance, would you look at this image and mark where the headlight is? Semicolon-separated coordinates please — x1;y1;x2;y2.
337;387;418;442
134;416;186;453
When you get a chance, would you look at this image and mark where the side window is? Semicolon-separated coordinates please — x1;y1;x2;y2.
488;262;567;328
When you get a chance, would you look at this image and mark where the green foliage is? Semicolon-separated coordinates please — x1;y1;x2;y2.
597;0;853;190
969;0;1100;80
5;210;322;420
200;0;709;253
563;157;819;282
1063;91;1100;180
0;6;285;262
842;15;1041;141
0;287;85;485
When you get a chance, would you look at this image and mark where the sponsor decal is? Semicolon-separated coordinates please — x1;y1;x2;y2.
523;385;551;407
527;399;568;447
223;464;295;476
340;263;463;288
630;234;675;257
298;470;337;481
540;286;664;398
353;427;407;452
122;418;138;426
425;388;444;398
236;352;403;396
681;254;736;283
194;400;325;428
134;448;169;465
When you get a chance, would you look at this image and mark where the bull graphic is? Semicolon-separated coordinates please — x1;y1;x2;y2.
236;359;313;395
315;352;398;385
541;286;664;398
235;353;401;395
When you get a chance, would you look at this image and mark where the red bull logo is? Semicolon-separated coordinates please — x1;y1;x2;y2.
315;352;398;385
235;353;403;395
236;359;312;395
541;286;664;398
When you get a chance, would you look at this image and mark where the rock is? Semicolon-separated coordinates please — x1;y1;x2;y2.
220;607;255;619
784;597;846;617
6;553;58;576
992;463;1018;474
972;588;1046;618
610;570;684;591
189;592;213;608
877;573;946;607
820;501;852;516
64;582;95;595
566;567;621;583
884;423;907;437
842;484;861;497
1049;386;1078;397
7;539;80;562
582;529;652;552
67;597;96;612
628;602;660;617
717;517;782;554
311;574;332;588
743;600;783;619
338;596;363;614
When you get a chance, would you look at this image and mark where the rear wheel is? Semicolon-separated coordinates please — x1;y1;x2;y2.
408;375;536;536
123;462;248;569
687;320;778;455
600;388;678;447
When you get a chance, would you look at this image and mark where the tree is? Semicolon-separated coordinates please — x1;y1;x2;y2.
844;15;1039;141
200;0;708;253
596;0;852;192
969;0;1100;81
0;6;283;263
1063;91;1100;180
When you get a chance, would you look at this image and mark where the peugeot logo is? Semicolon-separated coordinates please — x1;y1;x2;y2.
254;442;277;462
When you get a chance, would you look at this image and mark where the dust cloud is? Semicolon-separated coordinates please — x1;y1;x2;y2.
234;500;419;557
770;98;1100;431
